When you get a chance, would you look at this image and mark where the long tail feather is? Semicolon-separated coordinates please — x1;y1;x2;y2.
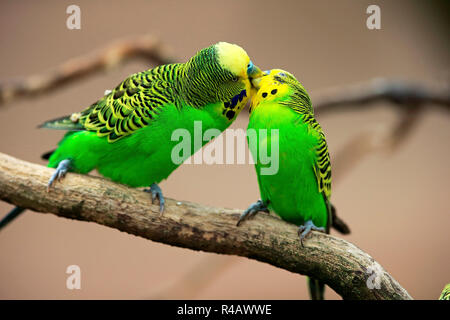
0;207;26;231
308;277;325;300
306;201;348;300
331;203;351;235
41;149;55;160
38;115;84;131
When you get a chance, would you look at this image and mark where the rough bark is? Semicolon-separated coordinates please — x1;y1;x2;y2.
0;152;412;300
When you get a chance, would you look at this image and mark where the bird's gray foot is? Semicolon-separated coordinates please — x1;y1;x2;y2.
47;159;71;192
298;220;325;247
145;183;165;215
237;200;269;226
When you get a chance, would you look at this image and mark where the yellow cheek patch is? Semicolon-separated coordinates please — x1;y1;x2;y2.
250;80;289;113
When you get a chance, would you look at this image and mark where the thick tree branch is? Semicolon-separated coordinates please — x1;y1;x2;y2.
0;35;176;105
0;152;411;300
149;103;424;299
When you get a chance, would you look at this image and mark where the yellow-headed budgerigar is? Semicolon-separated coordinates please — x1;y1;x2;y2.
238;69;350;300
0;42;263;229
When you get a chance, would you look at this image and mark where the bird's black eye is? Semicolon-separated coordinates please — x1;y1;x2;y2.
274;76;285;83
231;76;239;82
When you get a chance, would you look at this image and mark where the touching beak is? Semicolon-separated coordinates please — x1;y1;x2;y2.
247;61;264;85
249;68;269;89
248;64;264;79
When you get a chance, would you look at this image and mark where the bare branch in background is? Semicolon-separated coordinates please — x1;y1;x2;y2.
332;104;423;182
0;35;176;105
1;33;448;116
0;152;412;300
314;78;450;115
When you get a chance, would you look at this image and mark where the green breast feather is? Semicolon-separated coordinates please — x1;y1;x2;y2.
277;72;331;200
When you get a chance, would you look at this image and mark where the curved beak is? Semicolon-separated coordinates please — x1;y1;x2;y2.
247;64;264;85
250;69;270;89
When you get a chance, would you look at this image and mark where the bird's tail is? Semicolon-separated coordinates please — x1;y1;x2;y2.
306;201;350;299
331;203;351;235
38;115;84;131
0;206;26;231
308;277;325;300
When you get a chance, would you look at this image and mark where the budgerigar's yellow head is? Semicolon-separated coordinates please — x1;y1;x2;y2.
184;42;264;121
215;42;259;81
250;69;312;114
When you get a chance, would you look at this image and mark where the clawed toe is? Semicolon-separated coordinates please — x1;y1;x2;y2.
47;159;71;192
237;200;268;226
298;220;325;247
145;183;165;215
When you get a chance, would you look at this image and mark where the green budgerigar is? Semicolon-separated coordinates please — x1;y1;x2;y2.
0;42;263;229
237;69;349;300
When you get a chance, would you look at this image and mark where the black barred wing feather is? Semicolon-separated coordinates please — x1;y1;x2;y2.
301;113;333;232
312;124;332;200
302;114;332;200
79;70;175;142
40;65;180;143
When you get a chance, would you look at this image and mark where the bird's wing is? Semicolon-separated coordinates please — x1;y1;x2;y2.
40;68;177;143
305;115;347;234
299;114;332;200
310;118;333;232
314;132;331;199
313;127;332;200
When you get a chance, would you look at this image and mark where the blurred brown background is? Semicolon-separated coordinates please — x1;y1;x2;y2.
0;0;448;300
